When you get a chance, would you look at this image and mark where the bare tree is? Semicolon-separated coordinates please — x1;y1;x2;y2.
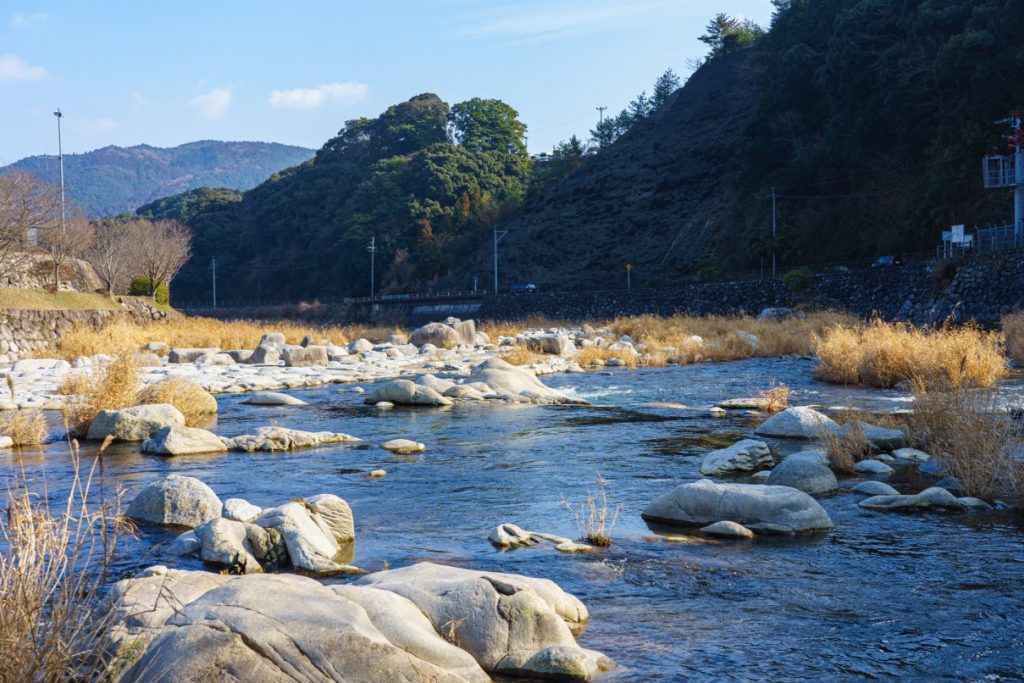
0;171;60;283
133;219;192;300
85;217;139;295
37;213;94;290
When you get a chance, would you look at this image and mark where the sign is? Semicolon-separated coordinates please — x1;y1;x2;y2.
950;225;965;243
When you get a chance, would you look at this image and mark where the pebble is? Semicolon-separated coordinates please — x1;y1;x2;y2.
369;469;387;478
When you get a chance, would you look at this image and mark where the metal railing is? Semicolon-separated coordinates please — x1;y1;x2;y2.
975;223;1024;253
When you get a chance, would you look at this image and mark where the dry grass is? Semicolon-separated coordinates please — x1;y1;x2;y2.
57;371;91;396
561;476;620;547
136;377;216;427
577;345;639;367
0;410;47;446
63;351;140;436
758;380;790;412
814;320;1006;390
499;344;546;366
0;287;122;311
821;421;872;474
1003;312;1024;362
0;441;133;681
908;388;1024;502
479;315;568;340
50;317;406;361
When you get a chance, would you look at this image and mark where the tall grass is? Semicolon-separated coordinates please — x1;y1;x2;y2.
814;320;1006;389
63;351;140;436
561;476;620;547
0;410;47;447
136;377;216;427
0;441;133;681
821;421;872;474
1003;312;1024;362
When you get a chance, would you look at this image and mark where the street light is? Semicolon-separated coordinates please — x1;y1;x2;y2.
53;109;66;235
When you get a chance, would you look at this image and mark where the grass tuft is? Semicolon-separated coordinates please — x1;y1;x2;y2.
136;377;216;427
0;410;47;446
758;380;790;412
1003;312;1024;362
63;351;140;436
561;476;620;547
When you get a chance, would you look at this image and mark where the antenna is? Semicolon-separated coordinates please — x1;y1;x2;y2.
596;106;608;124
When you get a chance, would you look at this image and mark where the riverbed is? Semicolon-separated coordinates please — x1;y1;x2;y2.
4;357;1024;681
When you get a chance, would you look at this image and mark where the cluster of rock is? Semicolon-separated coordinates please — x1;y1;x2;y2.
488;522;594;553
105;562;612;682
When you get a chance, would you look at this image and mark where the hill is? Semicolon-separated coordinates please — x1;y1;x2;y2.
4;140;313;217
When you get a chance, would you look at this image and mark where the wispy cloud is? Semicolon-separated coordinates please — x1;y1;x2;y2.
0;53;47;81
188;87;232;119
9;11;48;29
457;1;671;43
269;82;370;110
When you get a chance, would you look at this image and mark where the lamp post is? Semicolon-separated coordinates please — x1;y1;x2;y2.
53;109;66;236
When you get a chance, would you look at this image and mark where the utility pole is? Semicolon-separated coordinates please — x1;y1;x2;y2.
493;226;508;294
367;236;377;298
982;112;1024;244
53;109;66;236
472;275;478;294
770;187;777;278
596;106;607;124
210;258;217;308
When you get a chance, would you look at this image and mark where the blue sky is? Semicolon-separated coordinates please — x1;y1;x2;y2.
0;1;772;163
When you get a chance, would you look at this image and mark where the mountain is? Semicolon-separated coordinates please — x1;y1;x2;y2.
3;140;314;217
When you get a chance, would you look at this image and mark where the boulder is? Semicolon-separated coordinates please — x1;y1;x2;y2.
0;436;12;449
304;493;355;545
194;352;235;366
195;518;262;573
141;426;228;456
858;486;966;511
847;422;907;451
526;335;576;357
143;341;170;355
87;404;185;441
416;373;456;394
641;479;833;534
249;344;281;365
444;384;486;400
700;520;755;539
133;352;164;367
853;459;895;476
168;530;200;556
11;358;70;372
892;447;931;462
257;332;286;348
851;481;899;496
168;348;219;364
225;349;254;364
381;438;426;454
281;345;328;367
754;406;839;439
387;333;408;346
468;357;570;403
127;474;222;528
240;391;308;406
766;451;838;496
410;322;461;349
355;562;611;680
256;502;351;574
222;426;360;452
364;379;453;407
699;439;773;476
446;318;477;346
348;338;374;354
223;498;262;523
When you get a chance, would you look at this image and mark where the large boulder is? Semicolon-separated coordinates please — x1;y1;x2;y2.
468;357;571;403
364;379;453;407
141;426;228;456
416;373;457;395
86;404;186;441
107;569;490;683
240;391;308;406
304;493;355;545
445;318;477;346
222;426;360;452
526;335;576;357
410;322;462;349
848;422;908;451
127;474;222;528
765;451;838;496
255;502;351;574
249;344;281;365
12;358;71;372
168;348;220;364
281;345;328;367
858;486;966;511
195;517;262;574
699;439;773;476
258;332;286;348
641;479;833;534
754;406;839;439
355;562;611;680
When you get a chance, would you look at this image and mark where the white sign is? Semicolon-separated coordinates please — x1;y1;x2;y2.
951;225;965;243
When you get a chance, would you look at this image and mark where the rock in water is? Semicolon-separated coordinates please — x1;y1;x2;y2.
851;481;899;496
699;439;773;476
853;459;895;476
700;520;755;539
141;426;227;456
410;322;462;349
127;474;222;528
642;479;833;534
858;486;967;512
381;438;426;454
240;391;308;406
255;502;350;574
304;493;355;545
766;451;838;495
87;404;186;441
754;406;839;439
364;379;453;406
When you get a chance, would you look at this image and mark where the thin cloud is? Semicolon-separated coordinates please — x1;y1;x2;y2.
269;82;370;110
9;11;48;28
188;87;232;119
458;0;671;43
0;53;47;81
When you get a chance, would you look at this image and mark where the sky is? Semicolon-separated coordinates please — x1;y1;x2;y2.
0;1;773;163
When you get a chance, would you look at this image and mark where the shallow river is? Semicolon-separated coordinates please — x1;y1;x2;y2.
4;357;1024;681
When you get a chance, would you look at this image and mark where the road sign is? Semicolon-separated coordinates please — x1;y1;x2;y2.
951;225;965;243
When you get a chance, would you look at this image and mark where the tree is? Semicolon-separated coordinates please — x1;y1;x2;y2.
86;216;140;294
373;93;450;158
133;219;192;300
652;69;682;108
590;117;619;149
0;170;59;282
38;213;94;289
449;98;528;160
698;13;764;57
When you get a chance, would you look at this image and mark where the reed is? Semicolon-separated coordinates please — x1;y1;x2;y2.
0;409;47;446
1002;312;1024;362
561;476;620;547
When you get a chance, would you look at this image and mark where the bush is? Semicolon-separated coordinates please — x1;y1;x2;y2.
129;277;169;305
782;267;814;294
1002;312;1024;362
63;351;140;436
0;410;46;447
136;377;216;426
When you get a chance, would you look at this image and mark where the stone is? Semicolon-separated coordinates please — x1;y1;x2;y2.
958;497;993;509
699;439;773;476
143;341;170;355
195;517;262;573
381;438;425;454
447;318;477;346
526;334;576;357
223;498;263;523
133;351;164;367
468;357;573;403
374;401;394;410
859;487;966;511
853;459;895;476
222;426;360;452
281;345;328;367
225;349;254;363
754;406;839;439
355;562;610;680
766;451;838;496
0;436;12;449
364;379;453;407
258;332;286;348
444;384;486;400
641;479;833;534
892;447;931;462
141;426;228;456
168;530;200;556
168;348;219;364
416;373;456;394
249;344;281;365
127;474;222;528
717;397;770;410
369;469;387;477
700;520;755;539
848;422;907;451
387;333;408;345
851;481;899;496
194;352;235;366
489;523;538;549
304;493;355;545
240;391;308;406
11;358;70;372
87;404;186;441
409;322;461;349
256;502;350;574
348;338;374;354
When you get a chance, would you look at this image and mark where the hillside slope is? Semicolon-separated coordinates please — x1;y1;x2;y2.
4;140;313;217
488;49;764;291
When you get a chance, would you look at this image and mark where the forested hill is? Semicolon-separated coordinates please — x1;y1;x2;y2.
4;140;313;217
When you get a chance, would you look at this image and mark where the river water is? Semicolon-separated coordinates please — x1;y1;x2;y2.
4;357;1024;681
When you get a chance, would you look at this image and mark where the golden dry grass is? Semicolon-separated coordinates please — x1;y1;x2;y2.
49;317;406;361
561;476;620;547
1002;312;1024;362
136;377;216;427
0;410;46;446
56;371;91;396
757;380;790;412
0;287;122;311
479;314;567;340
821;421;872;474
499;344;546;366
63;351;140;436
814;320;1006;390
577;345;639;367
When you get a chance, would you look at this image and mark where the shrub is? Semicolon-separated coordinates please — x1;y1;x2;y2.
0;410;46;446
128;277;169;305
782;266;814;294
499;344;545;366
561;476;620;547
136;377;216;426
757;380;790;412
63;351;140;436
1003;312;1024;362
821;421;871;474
